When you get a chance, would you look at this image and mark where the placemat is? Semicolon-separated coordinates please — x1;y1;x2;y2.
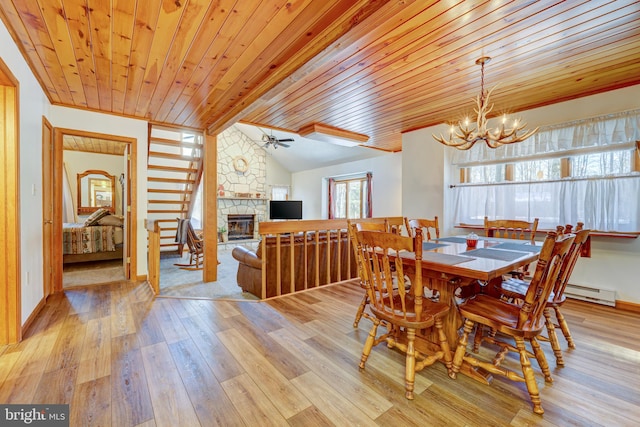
422;242;449;251
491;242;542;253
436;236;469;244
422;252;474;265
462;248;527;261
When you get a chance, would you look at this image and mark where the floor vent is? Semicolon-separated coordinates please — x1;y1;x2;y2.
565;283;616;307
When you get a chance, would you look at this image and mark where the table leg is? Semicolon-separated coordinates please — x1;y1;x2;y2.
425;276;493;385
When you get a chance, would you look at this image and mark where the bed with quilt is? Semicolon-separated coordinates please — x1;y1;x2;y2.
63;208;124;264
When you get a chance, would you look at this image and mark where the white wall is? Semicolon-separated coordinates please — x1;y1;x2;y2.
402;127;448;223
266;156;292;195
292;153;402;220
402;85;640;304
1;18;51;324
48;106;149;278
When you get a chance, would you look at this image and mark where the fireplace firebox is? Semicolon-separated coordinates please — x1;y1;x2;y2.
227;214;255;241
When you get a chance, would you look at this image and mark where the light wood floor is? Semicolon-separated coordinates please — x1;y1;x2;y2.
1;280;639;426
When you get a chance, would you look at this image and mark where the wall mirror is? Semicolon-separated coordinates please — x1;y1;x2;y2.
77;169;116;214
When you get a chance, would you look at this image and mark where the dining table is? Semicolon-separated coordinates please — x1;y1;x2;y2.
397;234;542;384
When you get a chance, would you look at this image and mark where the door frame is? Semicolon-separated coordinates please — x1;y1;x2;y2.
0;58;20;344
51;128;138;292
42;117;53;299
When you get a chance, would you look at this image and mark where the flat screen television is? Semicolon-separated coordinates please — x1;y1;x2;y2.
269;200;303;220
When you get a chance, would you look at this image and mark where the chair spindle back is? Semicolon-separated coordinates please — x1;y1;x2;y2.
484;217;539;242
356;228;424;321
550;226;590;305
518;232;575;329
406;217;439;240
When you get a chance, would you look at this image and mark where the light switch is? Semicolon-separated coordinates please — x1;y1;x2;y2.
32;184;36;195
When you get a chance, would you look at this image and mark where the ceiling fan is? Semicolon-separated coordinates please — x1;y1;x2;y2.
260;128;294;149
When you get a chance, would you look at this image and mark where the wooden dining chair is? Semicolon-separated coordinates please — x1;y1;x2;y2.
484;216;539;242
349;219;399;327
406;217;440;300
385;216;406;235
354;220;387;232
355;228;452;399
497;224;590;366
348;221;381;328
406;217;439;240
450;231;576;415
485;216;539;279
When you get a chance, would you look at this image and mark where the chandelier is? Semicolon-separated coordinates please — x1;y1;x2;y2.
433;57;538;150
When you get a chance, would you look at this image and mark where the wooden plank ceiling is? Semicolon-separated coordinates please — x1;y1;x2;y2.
63;135;127;155
1;0;639;152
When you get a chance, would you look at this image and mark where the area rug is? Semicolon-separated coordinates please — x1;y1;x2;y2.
158;246;259;301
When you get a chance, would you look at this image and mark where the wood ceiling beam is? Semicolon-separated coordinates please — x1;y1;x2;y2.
204;0;394;135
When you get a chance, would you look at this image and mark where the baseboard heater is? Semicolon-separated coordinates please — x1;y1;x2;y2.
565;283;616;307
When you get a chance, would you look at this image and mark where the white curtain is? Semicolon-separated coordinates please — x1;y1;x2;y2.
451;109;640;232
62;162;76;223
451;109;640;164
453;177;640;232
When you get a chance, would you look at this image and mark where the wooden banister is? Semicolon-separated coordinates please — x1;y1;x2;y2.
145;219;161;295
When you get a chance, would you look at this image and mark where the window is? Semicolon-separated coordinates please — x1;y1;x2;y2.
513;158;561;181
271;185;289;201
329;174;372;219
191;182;203;229
452;110;640;232
467;164;506;184
571;150;632;177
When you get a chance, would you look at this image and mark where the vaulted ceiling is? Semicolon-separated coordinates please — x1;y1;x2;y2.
2;0;640;152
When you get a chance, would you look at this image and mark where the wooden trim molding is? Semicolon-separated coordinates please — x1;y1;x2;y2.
21;297;46;335
616;300;640;314
42;116;54;300
0;58;21;344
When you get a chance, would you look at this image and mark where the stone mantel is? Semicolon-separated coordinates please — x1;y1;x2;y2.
218;196;267;201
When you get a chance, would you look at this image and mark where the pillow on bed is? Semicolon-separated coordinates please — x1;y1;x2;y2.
97;214;124;227
84;208;110;226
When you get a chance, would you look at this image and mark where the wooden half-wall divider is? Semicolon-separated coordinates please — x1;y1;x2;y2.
146;216;403;298
255;217;405;299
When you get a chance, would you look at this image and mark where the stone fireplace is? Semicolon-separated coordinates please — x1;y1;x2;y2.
217;126;268;241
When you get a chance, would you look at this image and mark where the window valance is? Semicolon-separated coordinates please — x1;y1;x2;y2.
451;109;640;165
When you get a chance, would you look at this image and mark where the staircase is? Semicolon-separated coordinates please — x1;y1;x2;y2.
147;126;204;255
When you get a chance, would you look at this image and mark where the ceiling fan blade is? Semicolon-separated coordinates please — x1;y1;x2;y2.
278;138;294;143
277;142;290;148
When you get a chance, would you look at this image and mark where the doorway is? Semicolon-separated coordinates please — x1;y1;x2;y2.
51;129;138;292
